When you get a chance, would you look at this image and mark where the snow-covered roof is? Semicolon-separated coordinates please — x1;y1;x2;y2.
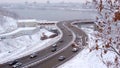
17;19;58;23
17;19;38;23
40;29;54;37
37;20;58;23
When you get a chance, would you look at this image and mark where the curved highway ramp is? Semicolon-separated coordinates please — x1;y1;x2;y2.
0;20;88;68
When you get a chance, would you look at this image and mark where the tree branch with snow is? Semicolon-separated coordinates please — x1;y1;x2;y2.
92;0;120;68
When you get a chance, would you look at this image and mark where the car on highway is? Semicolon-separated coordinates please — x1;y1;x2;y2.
72;48;78;52
58;56;65;61
12;62;22;68
68;34;72;36
59;40;63;43
30;53;37;58
51;47;57;52
52;44;57;47
8;60;18;66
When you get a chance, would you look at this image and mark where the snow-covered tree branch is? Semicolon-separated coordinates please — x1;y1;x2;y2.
92;0;120;68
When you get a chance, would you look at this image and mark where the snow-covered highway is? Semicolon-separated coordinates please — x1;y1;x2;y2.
0;19;88;68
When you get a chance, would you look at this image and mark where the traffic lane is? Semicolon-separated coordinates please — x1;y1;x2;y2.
21;31;73;67
26;21;87;68
65;23;88;46
70;26;88;46
57;22;73;46
68;21;88;38
29;21;86;68
21;22;74;68
29;45;76;68
21;22;74;67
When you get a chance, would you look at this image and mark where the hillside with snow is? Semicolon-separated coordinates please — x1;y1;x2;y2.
0;9;59;63
0;17;58;63
0;16;17;34
0;27;57;63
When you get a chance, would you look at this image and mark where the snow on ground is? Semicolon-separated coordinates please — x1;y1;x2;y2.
0;27;38;39
0;27;37;36
0;16;61;64
58;25;107;68
0;16;17;34
17;19;37;22
58;49;107;68
18;19;58;23
0;27;59;64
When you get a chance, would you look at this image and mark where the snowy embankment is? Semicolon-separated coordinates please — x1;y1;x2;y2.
0;28;60;64
58;25;107;68
0;27;40;40
0;16;61;64
0;16;17;34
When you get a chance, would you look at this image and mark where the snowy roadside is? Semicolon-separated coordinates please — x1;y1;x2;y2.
0;27;40;40
0;15;62;64
58;25;107;68
0;16;17;34
0;28;60;64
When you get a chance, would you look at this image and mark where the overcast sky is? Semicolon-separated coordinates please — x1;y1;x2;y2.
0;0;92;3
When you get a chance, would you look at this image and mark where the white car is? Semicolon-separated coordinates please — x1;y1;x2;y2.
12;62;22;68
72;48;78;52
58;56;65;61
30;53;37;58
52;44;57;47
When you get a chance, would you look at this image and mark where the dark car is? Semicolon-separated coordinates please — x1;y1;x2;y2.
59;40;63;43
30;53;37;58
51;48;57;52
8;60;18;66
58;56;65;61
12;62;22;68
68;34;72;36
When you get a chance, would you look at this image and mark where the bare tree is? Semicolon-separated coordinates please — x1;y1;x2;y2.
92;0;120;68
